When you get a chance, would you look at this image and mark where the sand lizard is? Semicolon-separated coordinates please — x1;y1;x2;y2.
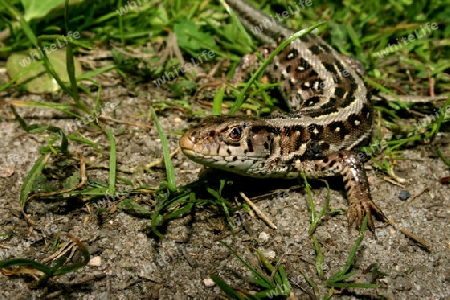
179;0;385;229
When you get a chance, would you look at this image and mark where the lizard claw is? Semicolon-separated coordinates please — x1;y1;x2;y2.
347;198;385;230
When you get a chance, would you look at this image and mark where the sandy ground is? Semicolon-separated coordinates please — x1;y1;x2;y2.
1;77;450;299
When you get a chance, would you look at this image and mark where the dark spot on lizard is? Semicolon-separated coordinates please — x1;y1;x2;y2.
298;57;311;70
320;142;330;151
309;69;318;77
361;103;372;119
269;138;274;155
286;49;299;60
348;114;362;126
299;34;310;43
283;126;291;137
327;121;348;139
307;124;323;138
342;95;356;108
349;82;358;95
334;87;345;98
304;141;322;158
309;44;321;55
247;139;254;152
329;160;336;168
320;44;332;53
271;127;281;135
334;59;345;72
305;96;321;106
322;62;338;74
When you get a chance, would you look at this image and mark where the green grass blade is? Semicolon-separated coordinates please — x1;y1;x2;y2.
20;153;51;208
309;180;331;235
212;86;225;115
0;258;52;274
164;202;194;220
64;0;81;106
11;109;71;153
105;127;116;196
210;275;250;300
151;107;177;192
326;215;369;285
299;269;319;296
313;234;324;278
207;188;234;233
219;241;273;289
220;0;253;45
277;264;290;295
66;135;99;148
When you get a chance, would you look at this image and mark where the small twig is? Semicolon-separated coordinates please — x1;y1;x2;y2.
383;176;406;188
382;216;431;251
408;187;429;202
374;93;448;103
145;147;180;169
240;192;277;229
41;241;77;264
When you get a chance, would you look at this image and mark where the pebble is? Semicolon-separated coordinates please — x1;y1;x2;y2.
258;232;271;242
203;278;215;287
399;190;410;201
88;256;102;267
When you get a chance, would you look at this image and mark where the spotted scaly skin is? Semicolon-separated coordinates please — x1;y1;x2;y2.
180;0;385;229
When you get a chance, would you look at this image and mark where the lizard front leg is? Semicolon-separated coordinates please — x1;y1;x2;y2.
297;150;385;230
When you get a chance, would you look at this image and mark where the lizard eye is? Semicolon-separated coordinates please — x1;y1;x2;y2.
228;126;242;140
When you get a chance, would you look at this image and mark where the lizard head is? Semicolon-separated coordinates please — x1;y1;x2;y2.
180;116;272;174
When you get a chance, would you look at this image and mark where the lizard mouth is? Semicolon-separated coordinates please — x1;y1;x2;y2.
180;148;196;159
179;133;207;160
179;131;195;151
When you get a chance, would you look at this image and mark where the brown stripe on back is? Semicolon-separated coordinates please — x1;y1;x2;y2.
290;128;303;152
280;126;291;155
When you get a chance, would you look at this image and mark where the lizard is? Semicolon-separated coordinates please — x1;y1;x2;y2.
179;0;386;230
